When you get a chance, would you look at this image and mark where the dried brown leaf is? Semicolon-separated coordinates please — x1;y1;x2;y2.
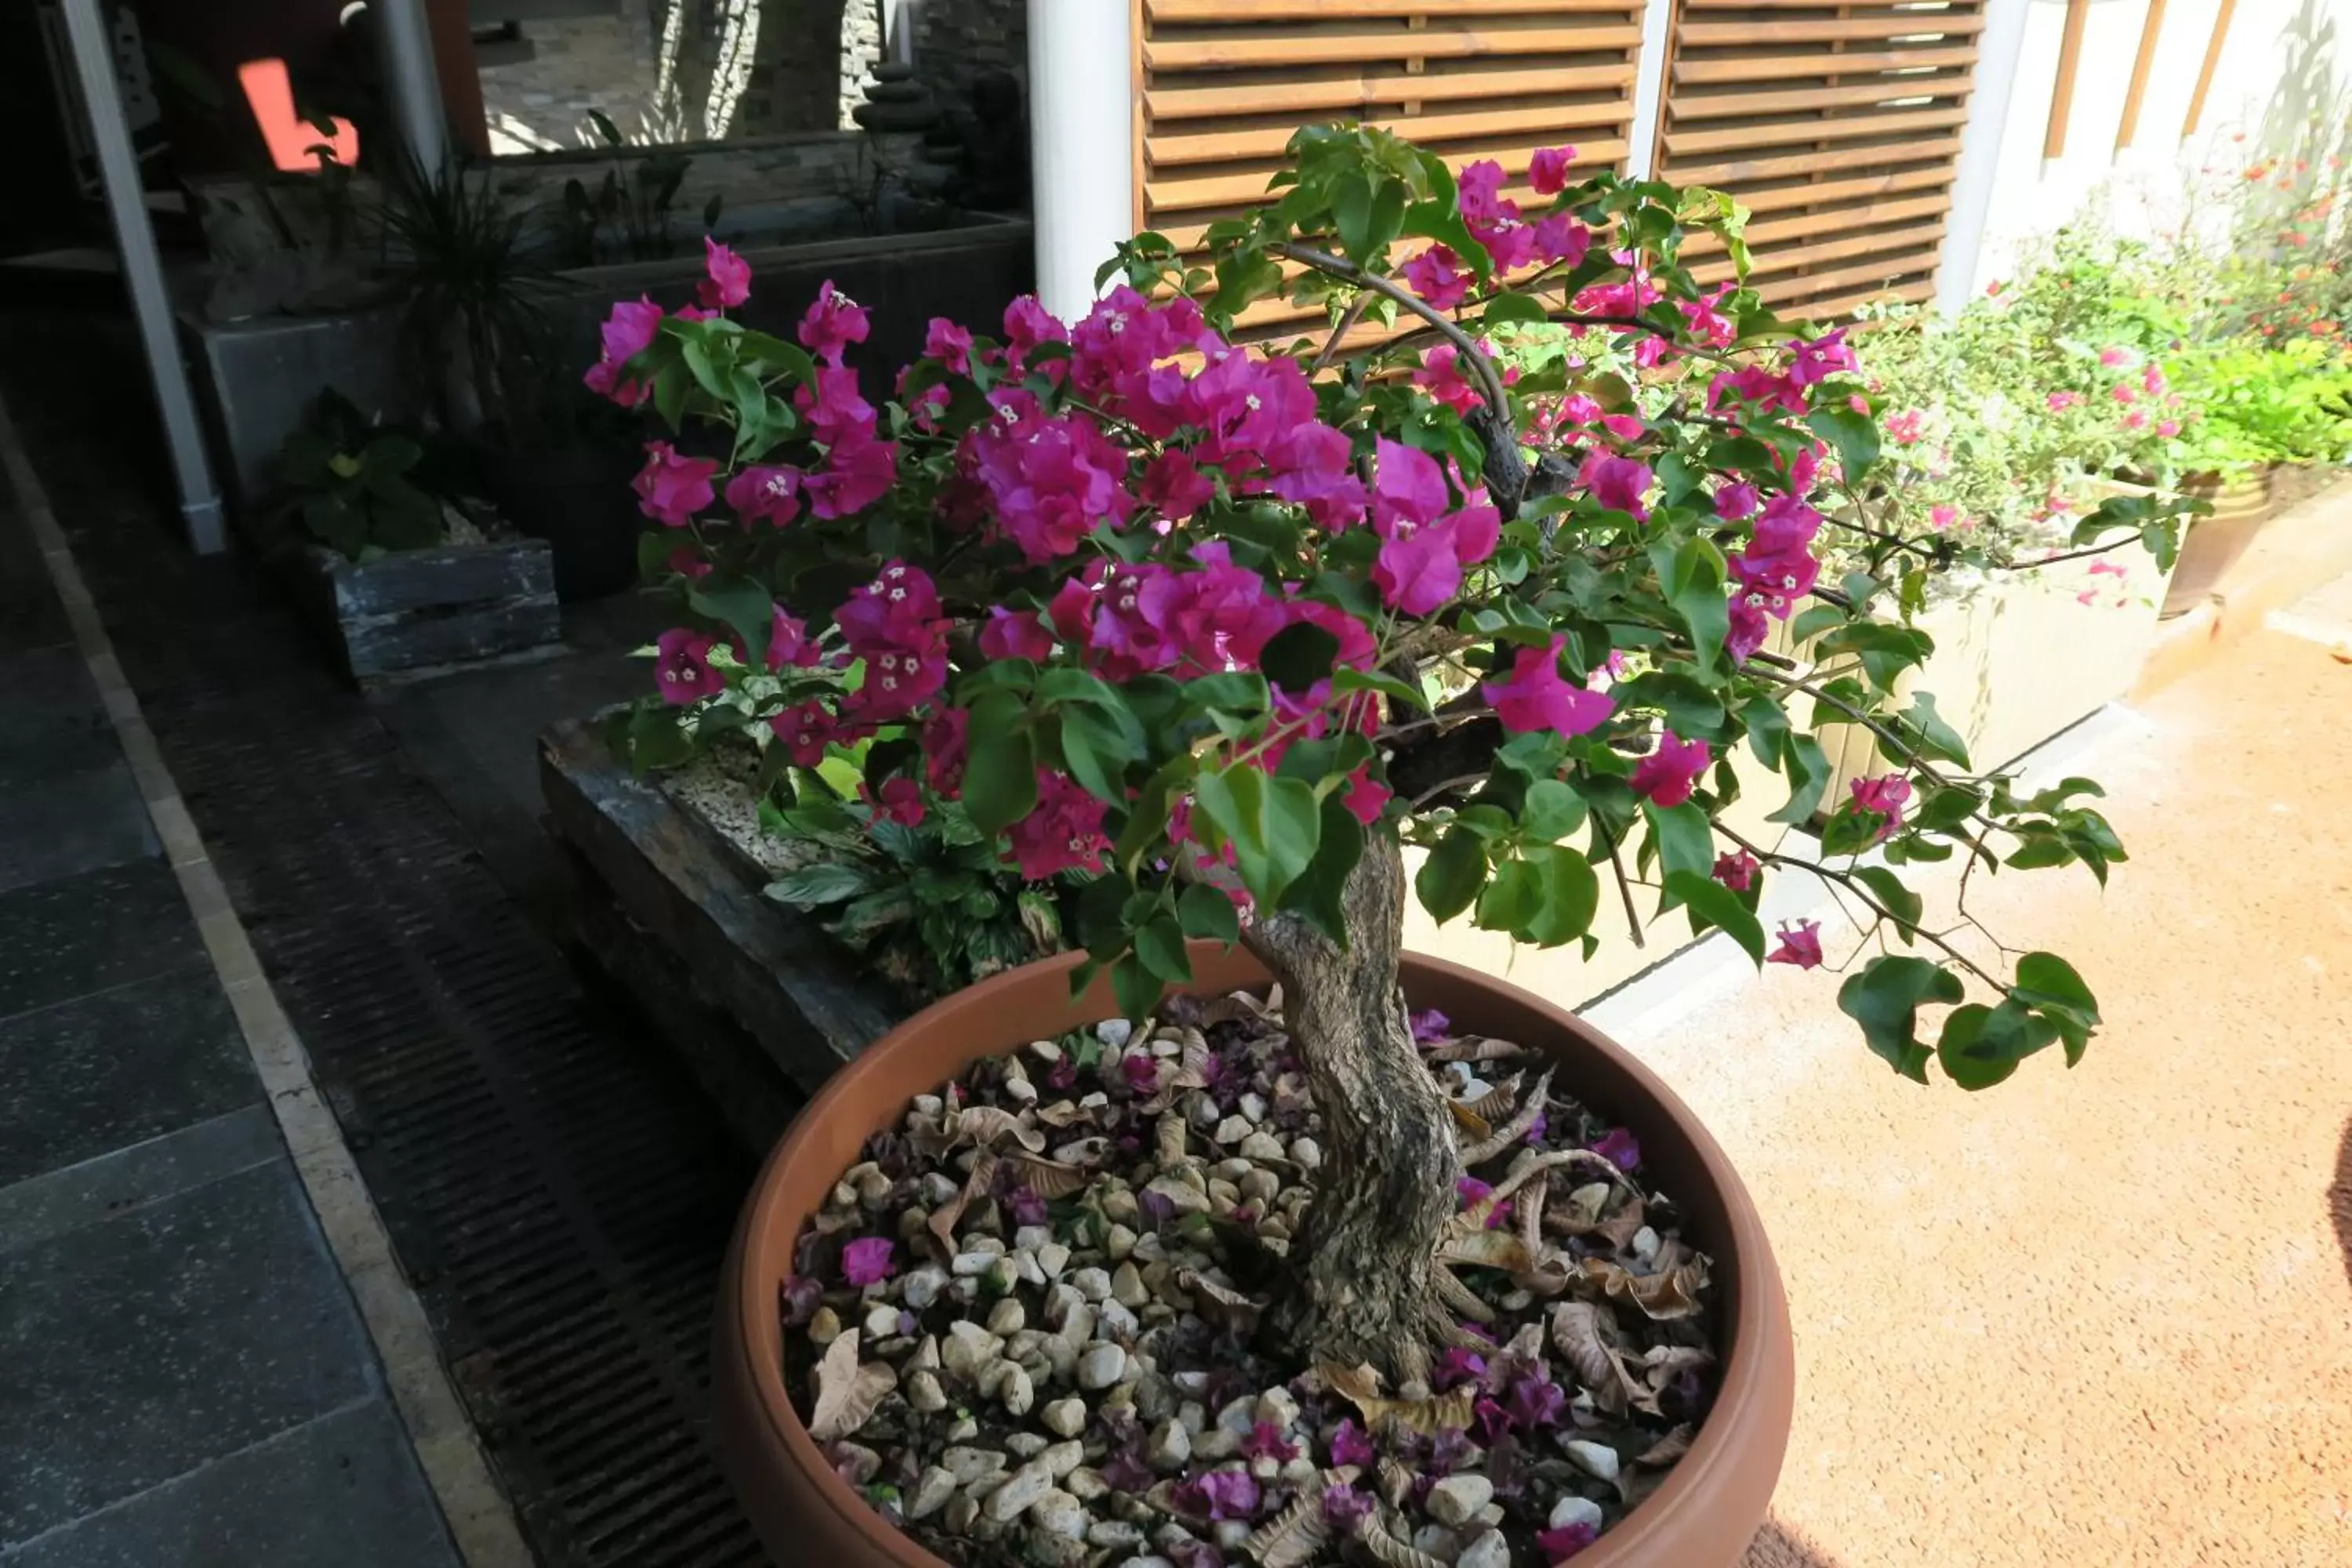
1575;1250;1711;1320
1436;1229;1537;1273
1457;1067;1555;1165
954;1105;1046;1153
1376;1456;1415;1507
1321;1362;1477;1436
1431;1264;1498;1323
1635;1423;1694;1467
925;1153;996;1253
1350;1509;1451;1568
1178;1269;1264;1334
808;1330;896;1443
1422;1034;1536;1064
1033;1099;1087;1129
1242;1490;1330;1568
1467;1072;1523;1122
1003;1152;1091;1200
1547;1180;1613;1235
1550;1301;1640;1415
1592;1195;1649;1251
1156;1112;1190;1168
1516;1174;1548;1259
1446;1100;1493;1139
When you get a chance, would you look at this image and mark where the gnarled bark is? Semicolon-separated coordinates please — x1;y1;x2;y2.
1243;834;1462;1384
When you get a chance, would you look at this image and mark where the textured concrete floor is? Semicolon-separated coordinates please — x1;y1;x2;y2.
1608;606;2352;1568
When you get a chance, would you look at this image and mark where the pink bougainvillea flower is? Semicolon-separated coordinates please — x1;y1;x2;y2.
1432;1345;1489;1390
2110;382;2137;405
768;700;835;766
1483;636;1616;736
1372;437;1449;533
2047;390;2082;412
1579;452;1653;517
1599;413;1648;445
921;707;967;793
2099;346;2129;368
1559;392;1602;427
1240;1423;1299;1464
2142;362;2168;396
1120;1051;1160;1095
795;364;879;447
1372;504;1499;616
1588;1126;1640;1171
1929;503;1961;530
583;296;662;405
1402;244;1472;310
654;629;721;706
840;1236;895;1287
1000;294;1069;375
1141;448;1216;523
1506;1374;1568;1429
633;441;718;526
1320;1483;1375;1534
1178;1468;1262;1523
1849;775;1913;840
1456;159;1519;227
1007;772;1111;880
1533;212;1592;269
1767;919;1825;970
1413;343;1483;413
724;463;800;526
862;776;924;827
697;235;751;310
1630;731;1711;807
765;606;819;671
1712;850;1759;892
667;546;712;581
1409;1007;1450;1043
1540;1521;1600;1562
1529;144;1579;194
803;435;898;521
1328;1420;1376;1468
1786;326;1856;387
979;606;1055;662
2122;408;2149;430
1726;593;1771;666
797;279;869;365
922;315;973;373
1714;481;1761;521
2157;418;2182;438
1884;408;1926;445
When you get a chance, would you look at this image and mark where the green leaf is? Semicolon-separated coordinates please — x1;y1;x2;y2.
624;704;694;774
1415;826;1486;924
1662;869;1766;966
2009;951;2100;1065
1479;292;1552;326
688;577;775;666
766;862;875;906
1134;914;1193;984
1936;1002;2057;1090
1805;406;1881;485
1331;666;1425;711
1817;622;1933;693
1896;693;1973;771
1838;955;1964;1083
1917;785;1982;832
962;691;1037;837
1056;704;1141;804
1519;778;1588;844
1741;694;1788;768
1518;844;1600;946
1192;764;1321;907
1259;619;1341;697
1177;882;1241;946
1851;866;1924;943
1283;793;1366;941
1331;172;1374;263
1110;950;1164;1022
1649;536;1730;678
1642;800;1715;887
1613;672;1728;742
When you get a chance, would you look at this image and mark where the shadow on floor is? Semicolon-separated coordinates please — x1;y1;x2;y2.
1744;1519;1844;1568
2332;1117;2352;1290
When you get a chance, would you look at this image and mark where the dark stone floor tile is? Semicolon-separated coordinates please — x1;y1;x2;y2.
0;1105;281;1257
0;966;259;1189
0;1160;379;1544
0;520;70;655
0;747;156;896
1;1398;459;1568
0;647;104;750
0;859;199;1020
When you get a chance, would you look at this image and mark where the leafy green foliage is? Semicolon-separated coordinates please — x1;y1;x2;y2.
268;389;447;561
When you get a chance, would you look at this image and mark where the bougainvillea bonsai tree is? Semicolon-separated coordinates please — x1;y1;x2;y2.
599;127;2188;1390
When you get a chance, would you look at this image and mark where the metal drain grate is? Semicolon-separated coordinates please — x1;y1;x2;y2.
2;310;777;1568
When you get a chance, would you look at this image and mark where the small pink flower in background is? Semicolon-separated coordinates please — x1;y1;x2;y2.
922;315;973;373
765;606;820;671
2157;418;2182;437
1559;392;1602;426
1414;343;1482;413
798;280;870;365
633;441;718;526
1320;1483;1374;1534
697;236;751;309
654;630;721;705
1328;1420;1375;1468
1847;393;1869;415
1240;1423;1299;1464
1540;1521;1600;1562
1768;919;1824;970
2046;390;2082;412
1530;144;1579;194
979;607;1055;662
2122;409;2149;430
725;463;800;525
2089;559;2129;579
1632;731;1711;808
1007;772;1110;880
666;546;712;580
2098;346;2129;368
1712;850;1759;891
2109;382;2137;405
2143;362;2168;396
1482;636;1616;736
1588;1127;1640;1170
840;1236;895;1287
1599;413;1647;445
1432;1345;1489;1389
1883;408;1926;445
1579;452;1653;517
1786;327;1856;387
1120;1051;1160;1094
1402;245;1472;310
862;776;923;827
1849;775;1912;839
1929;503;1961;529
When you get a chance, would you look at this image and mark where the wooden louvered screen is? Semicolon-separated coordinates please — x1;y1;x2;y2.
1134;1;1651;339
1654;0;1987;319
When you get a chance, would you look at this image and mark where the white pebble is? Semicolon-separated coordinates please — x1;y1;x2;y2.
1040;1397;1087;1438
864;1303;902;1338
1457;1529;1512;1568
1563;1439;1622;1481
1095;1019;1134;1049
1427;1473;1494;1526
1289;1137;1321;1171
1550;1495;1605;1533
1078;1343;1128;1390
986;1298;1026;1336
908;1466;957;1519
1069;1267;1113;1303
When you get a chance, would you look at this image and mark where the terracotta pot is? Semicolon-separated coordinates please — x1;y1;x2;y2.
2161;466;2278;619
715;946;1795;1567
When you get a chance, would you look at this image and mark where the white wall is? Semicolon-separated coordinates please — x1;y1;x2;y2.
1965;0;2352;294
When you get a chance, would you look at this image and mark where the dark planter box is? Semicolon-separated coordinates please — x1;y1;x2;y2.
280;538;561;685
539;716;902;1149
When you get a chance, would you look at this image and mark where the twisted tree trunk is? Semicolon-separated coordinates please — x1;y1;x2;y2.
1243;834;1461;1385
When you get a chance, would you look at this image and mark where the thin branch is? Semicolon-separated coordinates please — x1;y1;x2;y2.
1594;818;1647;950
1272;241;1512;423
1409;773;1487;811
1312;293;1371;374
1715;822;2006;993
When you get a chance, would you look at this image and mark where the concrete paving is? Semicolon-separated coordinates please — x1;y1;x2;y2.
1601;596;2352;1568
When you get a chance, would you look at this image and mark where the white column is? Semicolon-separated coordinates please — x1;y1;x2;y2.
373;0;448;174
1624;0;1676;180
57;0;223;554
1027;0;1135;321
1936;0;2034;314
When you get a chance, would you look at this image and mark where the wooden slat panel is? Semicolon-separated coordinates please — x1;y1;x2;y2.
1149;78;1637;162
1145;24;1642;71
1656;1;1985;318
1149;60;1643;118
1149;0;1635;17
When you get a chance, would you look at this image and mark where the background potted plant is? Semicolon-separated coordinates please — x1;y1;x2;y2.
584;127;2183;1566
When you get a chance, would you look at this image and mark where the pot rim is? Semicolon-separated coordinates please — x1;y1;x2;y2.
720;946;1793;1566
